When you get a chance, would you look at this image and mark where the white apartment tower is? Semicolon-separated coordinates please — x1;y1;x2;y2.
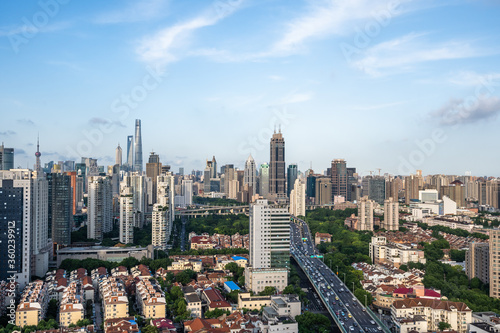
249;199;290;269
383;197;399;231
152;203;167;249
289;178;306;217
358;196;374;231
244;155;257;196
87;176;113;240
119;186;135;244
157;173;175;240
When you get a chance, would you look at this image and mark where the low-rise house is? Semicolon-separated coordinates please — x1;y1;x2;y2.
202;287;232;312
15;280;49;327
59;281;85;327
392;298;472;333
237;293;271;311
104;317;139;333
135;278;166;319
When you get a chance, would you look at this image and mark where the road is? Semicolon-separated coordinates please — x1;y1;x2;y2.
290;217;390;333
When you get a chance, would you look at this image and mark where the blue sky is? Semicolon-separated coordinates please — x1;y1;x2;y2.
1;0;500;176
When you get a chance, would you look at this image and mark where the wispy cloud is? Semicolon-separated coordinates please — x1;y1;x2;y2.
136;0;245;67
17;118;35;126
280;91;313;104
431;95;500;126
352;33;492;76
0;130;16;136
88;117;125;128
0;21;71;37
268;75;285;81
351;100;408;111
94;0;169;24
448;70;500;86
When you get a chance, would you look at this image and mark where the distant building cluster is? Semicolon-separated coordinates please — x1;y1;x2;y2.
188;232;250;250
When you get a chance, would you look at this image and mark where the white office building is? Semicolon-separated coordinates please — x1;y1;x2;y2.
289;178;306;217
87;176;113;240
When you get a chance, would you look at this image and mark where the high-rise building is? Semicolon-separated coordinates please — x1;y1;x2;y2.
47;173;72;246
157;173;175;239
119;186;135;244
210;156;217;179
87;176;113;240
121;173;148;228
465;242;489;285
290;178;306;217
115;144;122;167
269;130;285;198
331;159;347;200
287;164;298;198
0;144;14;170
0;170;50;288
315;177;332;206
369;176;386;205
347;167;357;202
405;175;422;204
358;196;374;231
134;119;143;172
146;152;162;204
490;230;500;298
223;164;236;196
259;164;269;198
126;135;133;170
249;199;290;269
246;199;289;293
152;203;167;250
244;155;257;197
382;197;399;231
182;179;193;206
306;170;316;200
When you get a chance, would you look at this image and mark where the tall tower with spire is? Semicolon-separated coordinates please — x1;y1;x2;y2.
115;144;122;167
269;128;285;198
134;119;143;172
35;135;42;174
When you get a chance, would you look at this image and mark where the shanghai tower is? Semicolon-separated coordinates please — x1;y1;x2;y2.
134;119;143;172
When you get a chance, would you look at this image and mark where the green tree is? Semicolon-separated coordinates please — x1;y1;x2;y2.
142;326;158;333
204;308;230;318
258;286;276;296
175;269;196;285
438;322;451;331
295;312;331;333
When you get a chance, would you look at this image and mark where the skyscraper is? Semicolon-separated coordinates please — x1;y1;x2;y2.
245;199;289;293
382;197;399;231
269;130;285;198
126;135;133;170
152;203;167;249
157;173;175;239
331;159;347;200
0;144;14;170
249;199;290;269
87;176;113;240
134;119;143;172
119;186;135;244
146;152;162;204
259;163;269;198
115;144;122;167
369;176;386;205
0;170;50;288
490;229;500;298
290;178;306;217
244;155;257;197
47;173;73;246
358;196;374;231
287;164;298;197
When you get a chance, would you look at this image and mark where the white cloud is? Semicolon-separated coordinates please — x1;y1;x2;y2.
268;75;285;81
94;0;169;24
0;21;71;36
448;71;500;86
136;0;245;66
352;33;490;76
281;92;313;104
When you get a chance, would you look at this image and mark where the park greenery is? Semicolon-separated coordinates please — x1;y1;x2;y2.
417;222;488;240
186;214;249;235
204;308;231;318
193;196;244;206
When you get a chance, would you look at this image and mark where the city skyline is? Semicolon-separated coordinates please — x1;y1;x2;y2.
2;1;500;175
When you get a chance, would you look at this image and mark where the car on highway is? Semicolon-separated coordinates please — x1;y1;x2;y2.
349;326;354;331
370;321;376;325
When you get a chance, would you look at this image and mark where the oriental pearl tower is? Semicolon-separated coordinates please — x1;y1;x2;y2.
35;135;42;174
